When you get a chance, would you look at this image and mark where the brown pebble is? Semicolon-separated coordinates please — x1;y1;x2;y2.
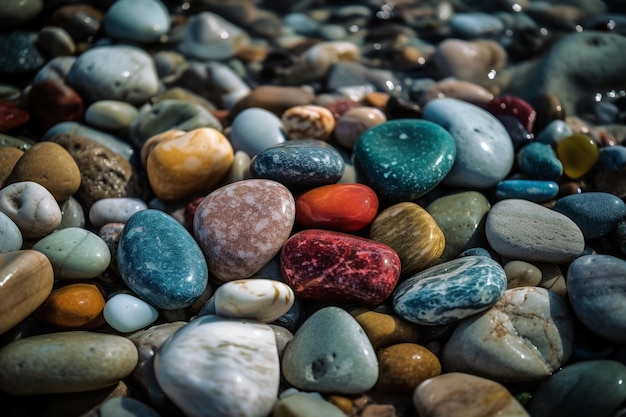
50;4;103;42
327;395;353;415
375;343;442;395
364;92;390;109
281;105;335;141
36;283;106;330
334;106;387;149
229;85;316;120
0;147;23;186
529;93;565;133
28;79;84;133
348;307;420;350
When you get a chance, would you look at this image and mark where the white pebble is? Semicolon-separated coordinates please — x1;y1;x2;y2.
215;279;295;323
0;181;62;239
89;197;147;228
104;293;159;333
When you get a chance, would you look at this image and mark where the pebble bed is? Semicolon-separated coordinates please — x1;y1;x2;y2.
1;1;626;416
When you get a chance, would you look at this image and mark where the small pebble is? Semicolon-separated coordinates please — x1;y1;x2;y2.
89;198;148;228
483;95;537;133
103;293;159;333
36;25;75;57
517;141;563;180
85;100;138;131
178;12;249;60
27;79;84;133
374;343;441;394
214;278;294;323
504;260;542;289
36;283;106;330
556;134;599;179
0;181;62;239
348;307;420;350
281;105;335;141
535;119;573;147
94;397;161;417
228;107;286;157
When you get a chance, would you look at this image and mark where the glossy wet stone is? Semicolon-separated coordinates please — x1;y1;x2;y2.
89;197;147;228
214;278;294;323
103;293;159;333
334;106;387;150
36;283;105;330
0;146;23;185
273;392;346;417
228;107;286;157
494;179;559;203
552;192;626;239
178;11;250;61
483;95;537;133
103;0;170;43
517;141;563;181
374;343;441;394
281;105;335;141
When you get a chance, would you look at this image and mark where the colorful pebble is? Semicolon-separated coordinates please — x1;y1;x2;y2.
281;105;335;141
228;107;286;157
494;179;559;203
36;283;105;330
556;134;599;179
516;141;563;181
214;279;294;323
103;0;170;43
374;343;441;394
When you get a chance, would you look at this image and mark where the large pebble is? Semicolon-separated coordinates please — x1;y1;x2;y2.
553;192;626;240
281;306;378;394
393;256;507;325
178;12;249;60
155;315;279;417
281;229;401;305
118;209;208;309
486;199;585;263
36;282;105;330
0;181;62;239
228;107;286;156
193;179;295;282
214;278;294;323
442;287;574;382
85;100;138;131
423;98;514;189
0;331;137;395
103;0;170;43
89;197;147;228
103;293;159;333
0;210;22;252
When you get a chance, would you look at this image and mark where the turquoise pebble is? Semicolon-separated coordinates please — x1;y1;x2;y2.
32;227;111;279
517;141;563;180
103;293;159;333
0;211;23;253
353;119;456;202
229;108;286;156
449;13;504;38
553;192;626;239
535;119;573;147
598;145;626;171
103;0;170;43
117;209;208;309
494;179;559;203
393;256;507;325
283;13;320;36
43;121;134;160
0;31;45;75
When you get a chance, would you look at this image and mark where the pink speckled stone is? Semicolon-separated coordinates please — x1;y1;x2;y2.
193;179;295;282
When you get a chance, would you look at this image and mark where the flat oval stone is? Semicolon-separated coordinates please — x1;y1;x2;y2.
556;133;599;179
374;343;441;394
250;140;344;191
214;278;294;323
50;4;103;41
0;250;53;335
353;119;456;202
486;199;585;263
553;192;626;239
103;293;159;333
59;196;85;229
0;0;43;29
89;197;147;228
193;179;295;282
281;306;378;394
155;315;279;417
494;179;559;203
118;209;208;309
423;98;514;189
281;229;401;305
295;183;379;232
32;227;111;279
442;287;574;382
567;255;626;344
334;106;387;150
85;100;138;131
504;260;542;289
369;202;445;276
228;107;286;157
37;25;76;57
0;211;22;252
517;141;563;181
36;283;105;330
0;181;62;239
0;331;138;395
103;0;170;43
393;256;507;325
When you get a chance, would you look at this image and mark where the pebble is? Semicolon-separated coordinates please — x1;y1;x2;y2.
0;0;42;29
118;209;208;309
45;121;135;161
517;141;563;180
556;134;599;179
348;307;420;350
214;278;294;323
36;283;106;330
334;106;387;149
0;181;62;239
504;260;543;289
413;372;530;417
89;198;147;228
36;25;75;57
178;12;249;60
442;287;574;382
450;12;505;39
0;31;45;75
0;99;30;132
432;39;506;85
0;250;53;335
230;86;316;119
92;397;161;417
295;183;379;232
535;119;573;147
483;95;537;133
281;306;378;394
374;343;441;394
85;100;138;131
0;211;22;252
0;146;23;185
552;192;626;240
281;229;401;305
103;293;159;333
228;107;286;157
50;4;103;42
0;331;138;395
103;0;170;43
486;199;585;263
32;227;111;279
281;105;335;141
59;196;85;229
273;392;346;417
155;315;279;417
27;78;84;133
493;179;560;203
418;79;494;107
353;119;456;202
369;202;445;276
423;97;514;189
393;256;507;326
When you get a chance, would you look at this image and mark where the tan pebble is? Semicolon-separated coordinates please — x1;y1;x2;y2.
375;343;441;395
422;79;494;107
281;105;335;141
334;106;387;149
504;260;542;289
364;92;390;109
349;307;420;350
535;262;567;297
433;39;507;85
327;395;353;415
0;147;23;186
230;85;316;119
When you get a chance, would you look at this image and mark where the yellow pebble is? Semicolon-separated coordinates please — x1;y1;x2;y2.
556;134;599;179
327;395;352;415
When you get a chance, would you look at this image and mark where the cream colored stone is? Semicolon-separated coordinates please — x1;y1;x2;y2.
215;278;294;323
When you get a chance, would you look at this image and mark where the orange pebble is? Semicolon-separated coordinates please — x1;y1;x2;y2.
36;283;106;330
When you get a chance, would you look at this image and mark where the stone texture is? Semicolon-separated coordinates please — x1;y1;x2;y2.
214;278;294;323
374;343;441;394
36;283;105;330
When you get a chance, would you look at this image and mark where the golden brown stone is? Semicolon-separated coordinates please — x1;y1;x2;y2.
375;343;441;394
36;283;106;330
349;307;420;350
0;147;23;186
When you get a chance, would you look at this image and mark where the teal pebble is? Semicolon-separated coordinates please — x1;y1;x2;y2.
103;0;170;43
353;119;456;202
0;31;45;75
598;146;626;171
517;141;563;180
535;119;573;146
494;179;559;203
553;192;626;239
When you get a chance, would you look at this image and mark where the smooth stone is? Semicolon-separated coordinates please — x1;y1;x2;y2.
497;115;533;151
36;283;105;330
144;128;234;201
504;260;542;289
281;105;335;141
66;45;159;105
374;343;441;394
494;179;559;203
450;12;505;38
178;12;249;60
118;209;208;309
423;98;514;189
413;373;530;417
193;179;295;282
44;121;134;161
353;119;456;202
567;255;626;344
295;183;379;232
598;145;626;171
50;4;103;41
250;139;344;190
418;79;495;107
0;99;30;132
214;278;294;323
556;134;599;179
348;307;420;350
103;0;170;43
0;181;62;239
0;133;33;151
486;199;585;263
28;79;84;133
281;306;378;394
89;198;147;229
0;0;43;29
432;39;506;86
285;42;361;85
0;211;22;252
426;191;491;261
535;119;573;147
281;229;401;305
32;227;111;279
535;262;567;298
4;141;81;201
155;315;279;417
526;360;626;417
85;100;138;131
483;95;537;133
222;150;251;184
273;392;346;417
369;202;445;276
33;55;75;84
0;331;138;395
0;31;45;75
517;141;563;180
59;196;86;229
553;192;626;239
0;250;53;335
93;397;161;417
334;106;387;150
0;146;23;185
229;86;315;120
36;26;75;57
442;287;574;382
228;107;286;157
103;293;159;333
393;256;507;325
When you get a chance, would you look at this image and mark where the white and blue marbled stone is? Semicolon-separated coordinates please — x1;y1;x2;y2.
494;179;559;203
0;211;22;253
103;0;170;44
117;209;208;309
393;256;507;325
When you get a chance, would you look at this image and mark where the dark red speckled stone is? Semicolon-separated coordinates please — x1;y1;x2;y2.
280;229;401;305
483;95;537;133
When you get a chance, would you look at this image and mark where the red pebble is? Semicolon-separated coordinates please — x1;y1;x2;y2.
483;95;537;133
0;100;29;132
280;229;401;305
295;183;379;232
28;79;84;132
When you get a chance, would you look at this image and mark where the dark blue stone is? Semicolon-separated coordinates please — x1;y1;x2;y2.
117;209;209;309
553;192;626;239
517;141;563;180
598;145;626;172
0;32;45;75
494;179;559;202
250;139;344;190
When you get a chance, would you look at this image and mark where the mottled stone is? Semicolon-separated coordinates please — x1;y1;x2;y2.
36;283;105;330
553;192;626;239
375;343;441;394
281;105;335;141
103;0;170;43
0;181;62;239
504;260;542;289
348;307;420;350
214;279;294;323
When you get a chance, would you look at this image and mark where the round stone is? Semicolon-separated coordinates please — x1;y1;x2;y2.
552;192;626;240
103;293;159;333
0;181;62;239
334;106;387;150
36;283;106;330
483;95;537;133
103;0;170;43
228;107;286;157
556;134;599;179
504;260;542;289
281;105;335;141
85;100;138;131
178;11;249;60
374;343;441;394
